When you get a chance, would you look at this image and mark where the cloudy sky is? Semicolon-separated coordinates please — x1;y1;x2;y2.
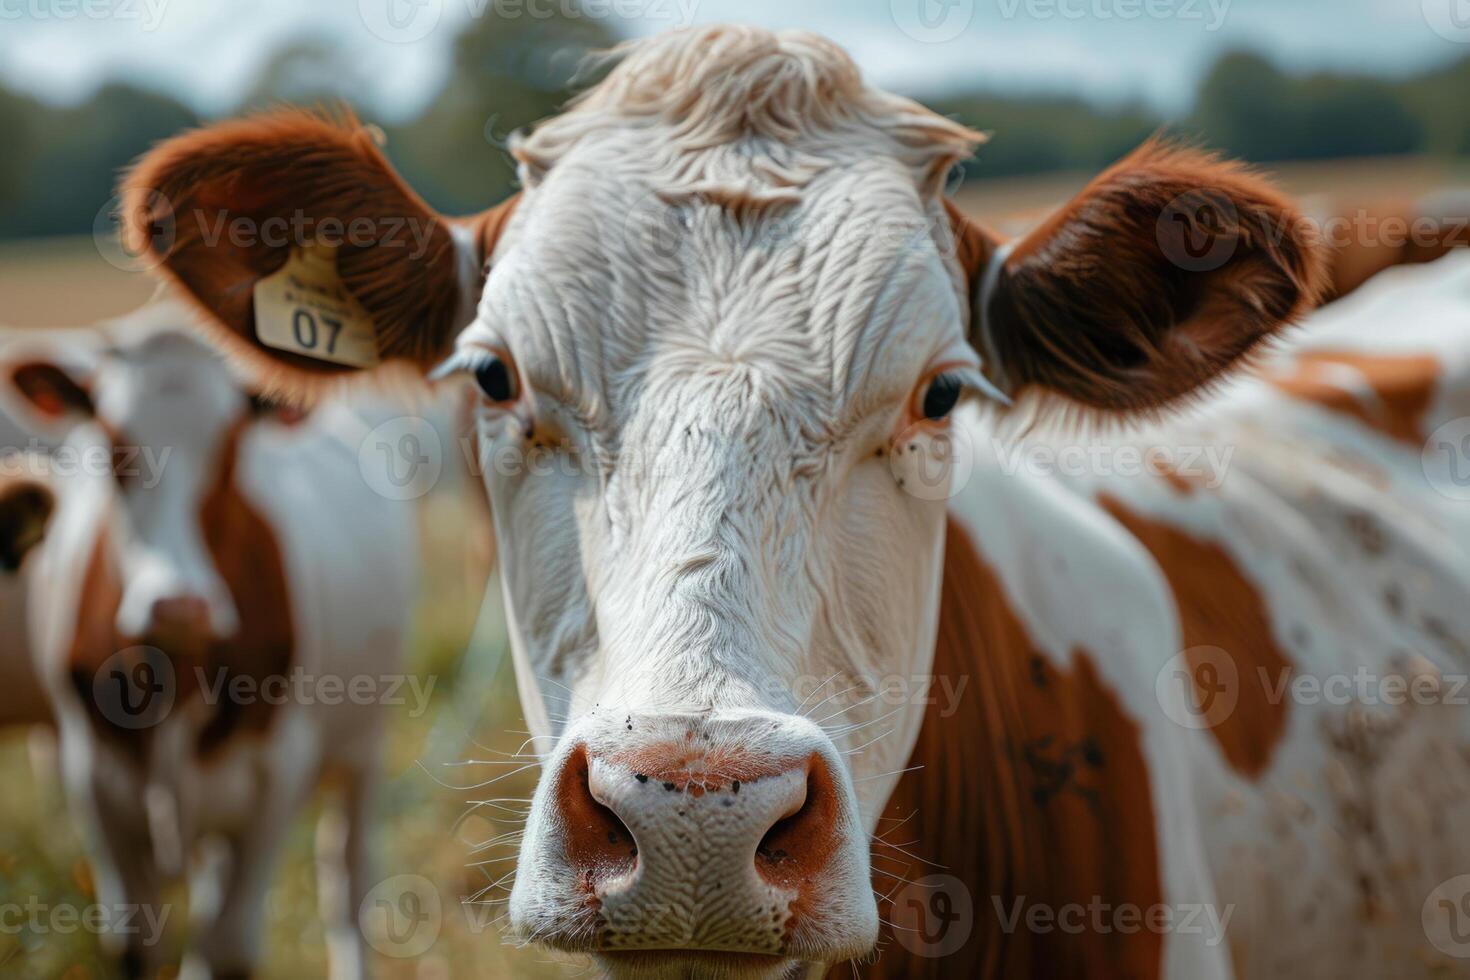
0;0;1465;118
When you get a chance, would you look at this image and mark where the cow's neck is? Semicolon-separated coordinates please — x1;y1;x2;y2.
850;517;1165;979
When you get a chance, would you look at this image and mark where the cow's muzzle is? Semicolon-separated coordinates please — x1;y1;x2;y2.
509;711;878;971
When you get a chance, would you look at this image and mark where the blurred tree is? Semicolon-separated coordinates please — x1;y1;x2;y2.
239;37;372;112
929;92;1158;180
0;87;39;213
387;0;616;215
1190;51;1426;162
1399;55;1470;157
0;82;197;240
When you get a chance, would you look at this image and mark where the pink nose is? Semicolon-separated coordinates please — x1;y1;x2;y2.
556;744;842;890
529;713;877;958
145;595;211;640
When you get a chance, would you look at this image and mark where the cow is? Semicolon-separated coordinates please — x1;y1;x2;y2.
0;303;419;979
1315;189;1470;301
114;24;1470;979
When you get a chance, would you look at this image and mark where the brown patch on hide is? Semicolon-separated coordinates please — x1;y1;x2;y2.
1099;493;1291;778
194;421;294;757
1265;349;1439;447
852;519;1163;979
1325;199;1470;300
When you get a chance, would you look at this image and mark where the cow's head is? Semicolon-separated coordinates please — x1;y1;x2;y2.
3;307;256;650
123;26;1323;976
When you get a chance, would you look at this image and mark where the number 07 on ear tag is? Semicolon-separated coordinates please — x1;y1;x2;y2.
253;242;381;368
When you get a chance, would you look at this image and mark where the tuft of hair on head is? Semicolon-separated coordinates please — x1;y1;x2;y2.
511;24;984;194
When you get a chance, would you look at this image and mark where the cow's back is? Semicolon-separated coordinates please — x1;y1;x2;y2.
1067;251;1470;978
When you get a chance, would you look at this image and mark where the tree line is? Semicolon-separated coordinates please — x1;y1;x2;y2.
1;10;1466;241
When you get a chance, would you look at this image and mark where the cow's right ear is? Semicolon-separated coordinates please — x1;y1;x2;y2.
0;478;54;572
120;109;518;396
10;361;94;420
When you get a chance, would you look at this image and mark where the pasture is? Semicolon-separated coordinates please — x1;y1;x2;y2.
0;149;1466;978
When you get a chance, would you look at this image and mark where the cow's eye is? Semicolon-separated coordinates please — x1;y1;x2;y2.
920;372;964;420
474;355;518;403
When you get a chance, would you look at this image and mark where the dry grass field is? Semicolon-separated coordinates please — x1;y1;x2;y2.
0;155;1465;977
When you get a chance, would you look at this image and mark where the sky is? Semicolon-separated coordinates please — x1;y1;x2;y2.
0;0;1465;119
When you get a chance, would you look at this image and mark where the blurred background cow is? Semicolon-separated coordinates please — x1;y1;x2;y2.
0;0;1466;977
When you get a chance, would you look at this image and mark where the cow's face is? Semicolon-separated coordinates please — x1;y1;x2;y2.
8;318;250;648
442;154;975;964
123;26;1324;977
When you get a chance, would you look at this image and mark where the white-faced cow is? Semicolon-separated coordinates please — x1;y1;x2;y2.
117;25;1470;980
0;304;419;979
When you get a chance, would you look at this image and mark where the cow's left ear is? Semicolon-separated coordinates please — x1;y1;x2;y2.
0;478;54;572
120;108;518;397
948;141;1328;414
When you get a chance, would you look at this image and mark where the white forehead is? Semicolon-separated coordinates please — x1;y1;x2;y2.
93;311;243;433
459;27;982;430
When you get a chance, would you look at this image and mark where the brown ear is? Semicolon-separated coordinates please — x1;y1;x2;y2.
949;140;1328;414
120;108;518;394
0;479;54;572
11;362;94;419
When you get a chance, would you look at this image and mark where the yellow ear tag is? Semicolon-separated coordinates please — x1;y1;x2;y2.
252;242;381;368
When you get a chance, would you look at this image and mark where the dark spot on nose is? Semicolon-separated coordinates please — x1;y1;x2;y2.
663;782;676;791
732;780;741;794
635;773;648;783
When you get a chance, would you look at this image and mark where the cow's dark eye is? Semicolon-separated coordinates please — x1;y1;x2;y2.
474;356;517;403
921;373;963;420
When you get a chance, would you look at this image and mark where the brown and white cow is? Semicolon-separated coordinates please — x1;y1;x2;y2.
115;24;1470;979
0;303;420;979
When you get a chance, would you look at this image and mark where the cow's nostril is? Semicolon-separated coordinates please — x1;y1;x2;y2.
753;753;840;891
556;745;638;883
